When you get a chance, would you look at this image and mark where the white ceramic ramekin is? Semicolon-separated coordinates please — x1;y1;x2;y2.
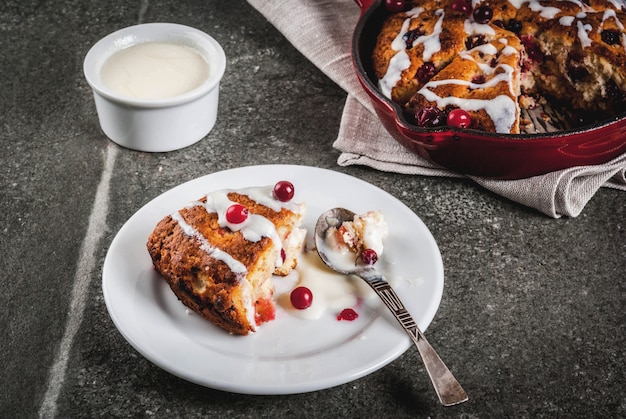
83;23;226;152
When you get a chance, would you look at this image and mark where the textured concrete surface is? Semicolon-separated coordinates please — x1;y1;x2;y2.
1;0;624;418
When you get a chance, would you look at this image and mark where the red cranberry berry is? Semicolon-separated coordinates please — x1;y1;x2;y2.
225;204;248;224
601;30;620;45
471;75;486;84
337;308;359;321
520;35;544;64
450;0;471;14
465;34;488;50
280;248;286;264
273;180;294;202
414;106;447;127
361;248;379;265
473;5;493;24
505;19;522;34
447;109;472;129
254;298;276;324
290;286;313;310
416;62;436;83
403;28;425;49
385;0;406;12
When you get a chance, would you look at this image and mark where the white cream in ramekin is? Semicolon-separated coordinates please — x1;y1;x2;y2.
83;23;226;152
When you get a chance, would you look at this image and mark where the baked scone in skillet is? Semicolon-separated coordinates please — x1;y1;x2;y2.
373;0;626;133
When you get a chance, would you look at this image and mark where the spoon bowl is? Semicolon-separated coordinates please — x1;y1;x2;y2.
315;208;468;406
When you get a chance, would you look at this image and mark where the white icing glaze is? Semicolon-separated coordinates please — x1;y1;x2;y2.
529;1;561;19
506;0;564;17
566;0;597;13
422;64;514;93
607;0;625;11
577;21;593;47
170;186;305;331
602;9;620;26
502;45;519;56
172;185;304;274
379;51;412;99
406;5;425;18
432;33;520;122
320;228;359;273
203;188;299;267
282;210;391;321
602;9;626;54
464;19;496;36
238;185;301;213
463;42;498;57
379;0;626;130
391;15;414;51
314;211;389;276
417;9;445;61
171;211;247;274
419;78;518;133
281;251;360;320
379;16;414;99
379;6;446;99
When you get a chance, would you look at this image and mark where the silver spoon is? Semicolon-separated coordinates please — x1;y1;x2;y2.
315;208;468;406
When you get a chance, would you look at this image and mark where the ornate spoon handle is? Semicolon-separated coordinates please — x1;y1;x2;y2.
362;273;468;406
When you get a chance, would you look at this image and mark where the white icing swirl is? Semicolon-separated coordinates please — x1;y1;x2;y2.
379;6;450;99
172;186;303;274
418;65;518;134
577;21;593;47
464;20;496;36
171;211;247;274
601;9;626;54
379;51;411;99
506;0;562;17
416;9;445;61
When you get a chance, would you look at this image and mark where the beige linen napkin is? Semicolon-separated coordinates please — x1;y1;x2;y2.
247;0;626;217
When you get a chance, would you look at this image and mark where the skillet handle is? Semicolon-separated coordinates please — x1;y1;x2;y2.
353;0;378;13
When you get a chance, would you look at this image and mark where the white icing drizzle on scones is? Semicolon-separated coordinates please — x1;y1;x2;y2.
171;211;248;274
373;0;626;133
379;7;426;98
173;186;304;275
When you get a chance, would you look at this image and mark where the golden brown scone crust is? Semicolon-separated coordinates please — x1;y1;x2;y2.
147;190;304;336
147;206;273;335
373;2;471;104
407;30;523;133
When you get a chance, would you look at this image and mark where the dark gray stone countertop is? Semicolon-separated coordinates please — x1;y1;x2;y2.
1;1;624;418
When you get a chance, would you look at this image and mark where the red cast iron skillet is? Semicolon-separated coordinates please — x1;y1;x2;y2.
352;0;626;179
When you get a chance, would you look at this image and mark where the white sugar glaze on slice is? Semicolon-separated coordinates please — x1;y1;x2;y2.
172;186;304;274
379;6;445;99
418;9;446;61
171;210;248;274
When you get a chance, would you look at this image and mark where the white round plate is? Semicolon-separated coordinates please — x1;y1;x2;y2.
102;165;444;395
